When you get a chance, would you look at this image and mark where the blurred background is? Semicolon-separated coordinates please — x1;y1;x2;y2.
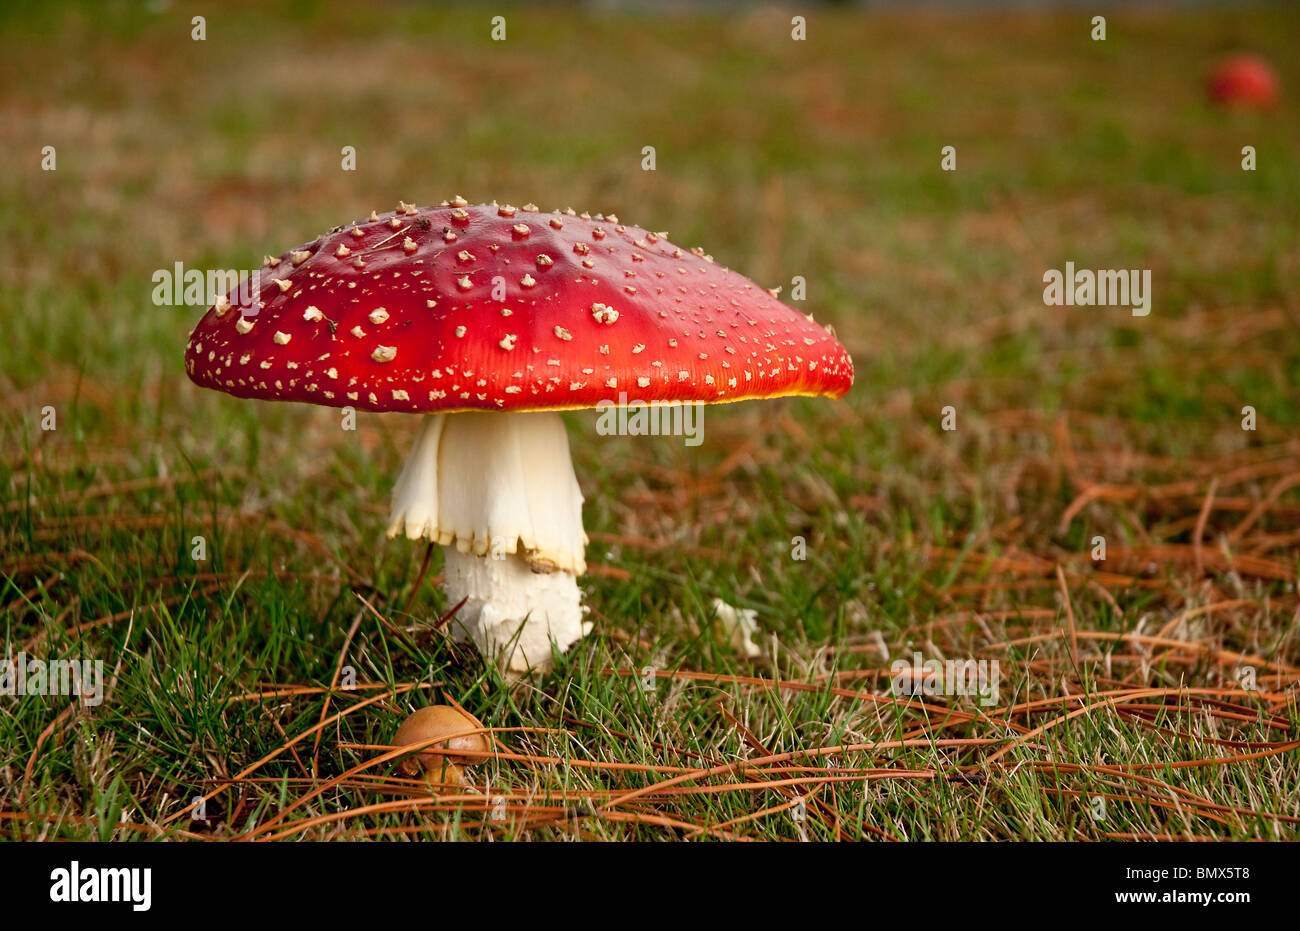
3;2;1296;431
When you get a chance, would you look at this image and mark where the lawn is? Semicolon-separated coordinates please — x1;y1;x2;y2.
1;0;1298;841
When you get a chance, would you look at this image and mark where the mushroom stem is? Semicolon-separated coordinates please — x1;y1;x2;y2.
387;410;589;671
442;548;588;671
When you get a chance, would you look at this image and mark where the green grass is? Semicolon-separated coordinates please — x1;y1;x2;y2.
1;1;1298;841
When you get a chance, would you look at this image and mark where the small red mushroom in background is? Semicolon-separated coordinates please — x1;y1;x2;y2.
185;199;854;672
1206;53;1279;109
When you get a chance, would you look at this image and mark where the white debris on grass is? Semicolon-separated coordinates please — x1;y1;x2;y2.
711;598;762;657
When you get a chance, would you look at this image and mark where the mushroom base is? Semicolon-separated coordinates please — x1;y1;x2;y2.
442;547;589;673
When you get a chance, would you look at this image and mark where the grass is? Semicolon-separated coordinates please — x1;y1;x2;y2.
1;1;1298;841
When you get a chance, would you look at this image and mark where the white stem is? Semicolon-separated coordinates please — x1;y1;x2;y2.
443;548;589;673
387;411;590;671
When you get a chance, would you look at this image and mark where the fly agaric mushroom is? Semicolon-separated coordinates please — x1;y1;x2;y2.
185;200;853;671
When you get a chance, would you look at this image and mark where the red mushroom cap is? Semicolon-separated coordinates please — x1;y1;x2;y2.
185;201;854;413
1206;54;1279;109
